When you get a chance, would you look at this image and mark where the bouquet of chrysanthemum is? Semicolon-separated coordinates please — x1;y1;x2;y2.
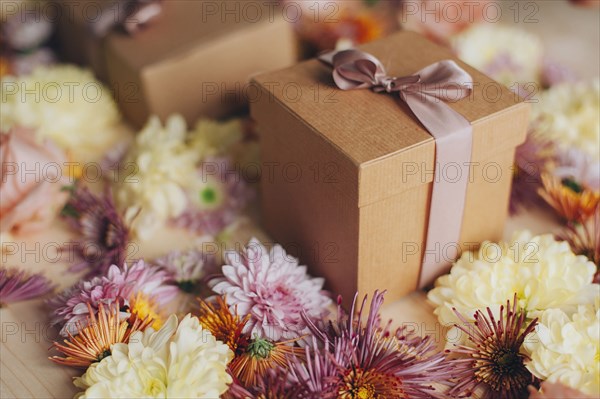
429;230;600;398
113;115;255;241
48;238;493;398
511;80;600;273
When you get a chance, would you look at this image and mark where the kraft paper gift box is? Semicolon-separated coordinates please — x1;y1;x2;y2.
250;31;530;304
54;0;297;127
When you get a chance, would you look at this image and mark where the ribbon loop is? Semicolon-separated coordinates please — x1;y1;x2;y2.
319;49;475;288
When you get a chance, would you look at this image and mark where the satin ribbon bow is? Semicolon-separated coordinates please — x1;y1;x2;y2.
320;49;475;287
90;0;162;37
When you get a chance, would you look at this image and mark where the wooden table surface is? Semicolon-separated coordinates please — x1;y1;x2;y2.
1;1;598;398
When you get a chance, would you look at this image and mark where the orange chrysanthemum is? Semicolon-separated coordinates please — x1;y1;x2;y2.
229;337;305;387
197;296;250;356
539;174;600;223
50;302;152;368
197;296;304;388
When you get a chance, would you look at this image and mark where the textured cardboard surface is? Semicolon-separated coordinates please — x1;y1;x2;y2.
55;0;298;127
251;31;530;303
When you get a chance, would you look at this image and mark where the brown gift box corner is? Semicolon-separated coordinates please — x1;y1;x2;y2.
250;31;530;305
54;1;298;127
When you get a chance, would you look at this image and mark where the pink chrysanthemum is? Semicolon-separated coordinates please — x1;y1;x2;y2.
0;267;55;306
154;249;215;292
48;260;177;336
171;157;254;235
291;291;455;398
61;184;130;277
210;238;331;341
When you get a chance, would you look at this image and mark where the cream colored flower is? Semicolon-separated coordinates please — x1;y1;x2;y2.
0;65;120;163
189;118;243;157
452;24;543;88
115;115;200;239
525;299;600;397
428;230;598;326
74;314;233;398
532;79;600;160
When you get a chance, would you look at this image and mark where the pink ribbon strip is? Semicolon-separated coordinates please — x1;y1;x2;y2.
90;0;162;37
319;49;474;288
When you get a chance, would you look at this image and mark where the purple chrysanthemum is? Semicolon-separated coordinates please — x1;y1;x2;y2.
0;267;55;306
154;249;215;292
209;238;332;341
225;369;300;399
292;291;455;398
447;294;539;399
171;157;254;235
61;184;130;277
48;260;177;336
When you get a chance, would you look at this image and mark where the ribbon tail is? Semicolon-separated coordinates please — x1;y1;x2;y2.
402;92;473;288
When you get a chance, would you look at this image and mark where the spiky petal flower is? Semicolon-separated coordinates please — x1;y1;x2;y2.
155;249;215;292
50;302;152;368
225;369;300;399
293;291;454;398
197;296;249;356
0;267;55;306
61;185;130;277
558;210;600;282
210;238;331;341
447;295;539;399
48;260;177;336
197;296;304;389
539;174;600;223
230;337;304;388
510;133;556;214
171;157;254;235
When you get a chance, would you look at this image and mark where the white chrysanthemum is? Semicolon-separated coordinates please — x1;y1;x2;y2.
532;79;600;160
189;118;243;156
0;65;120;163
74;314;233;398
525;299;600;396
115;115;201;239
428;230;598;326
452;24;543;87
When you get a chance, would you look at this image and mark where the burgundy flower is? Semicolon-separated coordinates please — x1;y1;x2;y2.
447;294;539;399
61;184;130;277
293;291;455;398
0;267;55;306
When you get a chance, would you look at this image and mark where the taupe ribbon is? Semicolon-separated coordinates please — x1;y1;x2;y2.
320;49;474;288
90;0;162;37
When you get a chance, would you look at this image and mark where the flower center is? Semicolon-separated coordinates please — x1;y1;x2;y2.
356;384;377;399
143;377;166;397
561;177;583;194
130;293;162;329
247;338;274;359
338;368;406;399
200;187;217;204
492;348;521;374
96;349;111;362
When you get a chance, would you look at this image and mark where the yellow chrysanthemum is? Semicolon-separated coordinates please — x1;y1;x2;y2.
1;65;121;163
525;300;600;396
74;314;233;398
532;79;600;160
428;230;599;326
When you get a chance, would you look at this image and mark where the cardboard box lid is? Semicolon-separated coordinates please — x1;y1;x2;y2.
107;1;284;69
252;31;530;207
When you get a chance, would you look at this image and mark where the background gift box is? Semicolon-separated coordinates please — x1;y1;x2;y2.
251;31;531;305
55;0;298;127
